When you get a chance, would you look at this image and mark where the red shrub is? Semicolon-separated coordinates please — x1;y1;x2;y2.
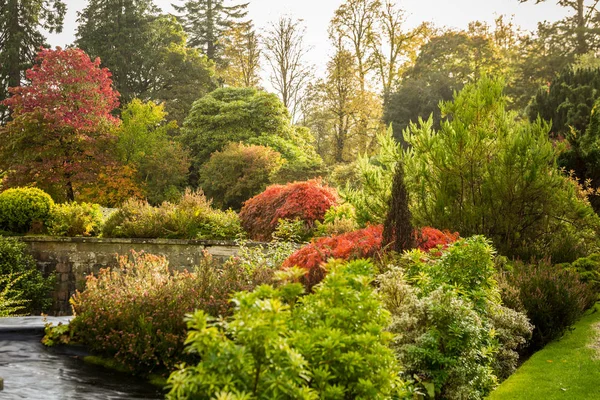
283;225;459;288
239;180;338;241
416;227;460;253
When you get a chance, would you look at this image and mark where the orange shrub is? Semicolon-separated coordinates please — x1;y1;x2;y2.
239;180;338;241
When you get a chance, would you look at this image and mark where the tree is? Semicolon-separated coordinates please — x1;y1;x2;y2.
0;48;123;202
77;2;215;118
383;160;414;253
116;99;190;204
370;1;431;103
384;27;506;141
181;87;323;185
331;0;380;92
219;22;261;87
0;0;66;122
519;0;600;56
264;17;312;121
173;0;249;63
403;77;600;260
198;142;283;210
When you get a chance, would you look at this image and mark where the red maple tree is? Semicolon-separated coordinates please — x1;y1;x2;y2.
0;47;130;202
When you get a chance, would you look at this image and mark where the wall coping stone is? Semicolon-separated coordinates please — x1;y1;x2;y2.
17;236;269;246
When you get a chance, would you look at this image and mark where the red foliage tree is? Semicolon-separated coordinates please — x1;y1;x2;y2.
283;225;459;288
0;47;134;202
239;180;338;241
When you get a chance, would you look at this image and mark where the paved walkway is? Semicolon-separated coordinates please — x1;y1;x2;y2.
0;316;72;333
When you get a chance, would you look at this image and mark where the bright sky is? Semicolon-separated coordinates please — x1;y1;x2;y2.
50;0;568;80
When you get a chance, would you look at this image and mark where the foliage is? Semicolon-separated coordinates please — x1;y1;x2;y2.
219;22;261;87
102;190;242;240
117;99;189;205
342;126;401;226
0;47;128;203
0;274;27;317
565;253;600;298
0;236;54;314
500;260;595;351
67;251;273;374
240;180;338;241
489;303;600;400
403;76;600;260
314;203;359;237
379;237;533;398
166;259;402;399
0;0;66;122
232;240;297;273
272;218;313;243
199;143;283;211
0;187;54;234
47;202;104;237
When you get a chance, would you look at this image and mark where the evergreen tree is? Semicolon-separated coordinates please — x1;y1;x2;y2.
76;0;160;104
173;0;249;63
383;160;415;253
77;2;215;122
0;0;66;122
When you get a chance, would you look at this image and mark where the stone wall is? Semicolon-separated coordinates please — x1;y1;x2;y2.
19;237;246;315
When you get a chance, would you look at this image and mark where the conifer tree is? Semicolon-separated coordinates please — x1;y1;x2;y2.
0;0;66;122
173;0;249;63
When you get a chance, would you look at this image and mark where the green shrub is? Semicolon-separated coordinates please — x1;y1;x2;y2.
501;260;595;351
101;190;243;240
167;259;403;399
314;203;359;237
566;253;600;299
65;251;273;374
0;236;54;314
0;187;54;233
378;237;533;397
272;218;313;243
47;202;104;237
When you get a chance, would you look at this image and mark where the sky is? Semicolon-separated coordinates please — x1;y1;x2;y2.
49;0;568;80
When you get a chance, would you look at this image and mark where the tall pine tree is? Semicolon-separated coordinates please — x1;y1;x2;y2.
173;0;249;63
0;0;66;122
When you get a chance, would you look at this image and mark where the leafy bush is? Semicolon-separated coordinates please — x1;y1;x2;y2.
239;180;338;241
283;225;459;289
500;260;594;351
47;202;104;237
66;251;273;374
166;259;403;399
378;237;533;398
0;187;54;233
0;236;54;314
198;142;283;210
271;218;313;243
314;203;359;237
565;253;600;299
102;190;242;239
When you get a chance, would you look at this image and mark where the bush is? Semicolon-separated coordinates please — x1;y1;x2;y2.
0;274;28;317
0;187;54;233
47;202;104;237
500;260;594;351
239;180;338;241
0;236;54;314
166;259;403;399
198;142;283;210
314;203;359;237
565;253;600;299
101;190;243;240
378;237;533;398
283;225;459;289
66;251;273;374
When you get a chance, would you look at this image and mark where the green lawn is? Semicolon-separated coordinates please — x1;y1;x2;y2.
488;304;600;400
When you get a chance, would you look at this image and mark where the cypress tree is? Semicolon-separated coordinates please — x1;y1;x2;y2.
383;160;415;253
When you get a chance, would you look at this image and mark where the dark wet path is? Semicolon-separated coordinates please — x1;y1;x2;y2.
0;332;164;399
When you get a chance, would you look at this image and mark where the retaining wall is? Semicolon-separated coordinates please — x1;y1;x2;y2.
19;237;245;315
